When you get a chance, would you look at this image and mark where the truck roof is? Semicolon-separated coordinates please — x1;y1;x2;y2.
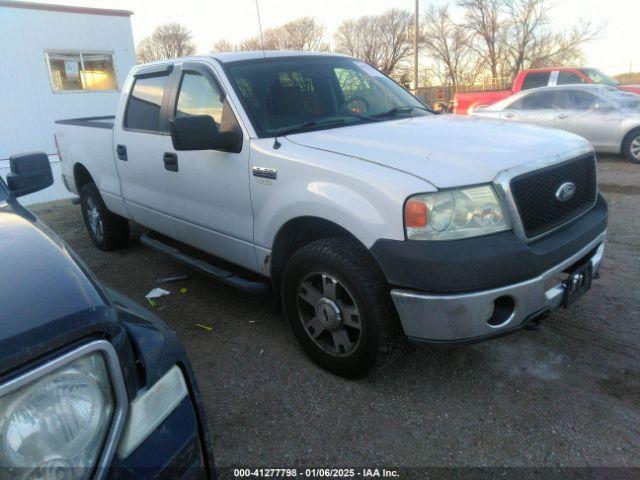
137;50;351;69
519;67;592;73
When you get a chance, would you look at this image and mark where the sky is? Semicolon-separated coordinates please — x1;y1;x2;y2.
22;0;640;76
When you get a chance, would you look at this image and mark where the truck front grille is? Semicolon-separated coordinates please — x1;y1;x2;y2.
510;154;597;238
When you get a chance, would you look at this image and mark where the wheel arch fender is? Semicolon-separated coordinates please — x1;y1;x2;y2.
73;162;95;193
268;215;368;283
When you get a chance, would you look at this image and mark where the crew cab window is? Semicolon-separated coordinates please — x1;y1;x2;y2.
521;72;551;90
555;90;598;110
509;91;555;110
174;71;241;138
124;74;169;132
557;71;586;85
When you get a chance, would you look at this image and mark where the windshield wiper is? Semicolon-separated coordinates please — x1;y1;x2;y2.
273;114;378;137
372;105;432;118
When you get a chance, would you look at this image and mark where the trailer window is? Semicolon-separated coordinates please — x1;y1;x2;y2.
46;51;117;92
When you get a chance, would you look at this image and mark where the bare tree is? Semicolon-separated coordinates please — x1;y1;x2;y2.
211;39;235;53
137;23;196;63
236;17;328;52
455;0;603;79
457;0;508;79
422;5;482;86
276;17;329;51
334;9;413;76
237;36;266;51
504;0;603;75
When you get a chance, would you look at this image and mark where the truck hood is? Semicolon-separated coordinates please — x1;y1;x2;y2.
286;115;591;188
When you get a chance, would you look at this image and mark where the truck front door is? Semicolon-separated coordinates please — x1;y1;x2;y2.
161;62;256;271
114;66;175;237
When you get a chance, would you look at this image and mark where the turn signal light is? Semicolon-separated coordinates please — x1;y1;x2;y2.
405;199;427;228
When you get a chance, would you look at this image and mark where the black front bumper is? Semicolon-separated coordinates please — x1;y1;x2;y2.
370;193;608;293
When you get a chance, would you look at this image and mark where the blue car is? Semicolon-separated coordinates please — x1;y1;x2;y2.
0;152;215;479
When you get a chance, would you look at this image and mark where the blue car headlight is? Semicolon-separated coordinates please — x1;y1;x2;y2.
0;342;126;480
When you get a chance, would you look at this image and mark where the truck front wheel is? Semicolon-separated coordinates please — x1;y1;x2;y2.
80;183;129;251
281;238;403;377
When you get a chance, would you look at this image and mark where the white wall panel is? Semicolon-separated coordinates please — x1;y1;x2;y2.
0;5;135;203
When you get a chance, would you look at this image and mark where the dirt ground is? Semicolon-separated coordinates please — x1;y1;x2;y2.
33;154;640;474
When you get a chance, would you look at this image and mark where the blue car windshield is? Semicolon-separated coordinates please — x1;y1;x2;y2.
225;56;430;137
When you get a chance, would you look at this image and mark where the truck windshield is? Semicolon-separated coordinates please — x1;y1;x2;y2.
225;56;430;137
579;68;620;87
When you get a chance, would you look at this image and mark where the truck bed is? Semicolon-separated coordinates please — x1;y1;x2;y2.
54;115;119;201
55;116;115;129
453;89;512;115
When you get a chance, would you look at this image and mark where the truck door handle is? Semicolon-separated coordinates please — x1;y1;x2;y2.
252;167;277;180
163;152;179;172
557;113;570;119
504;112;514;118
116;144;127;161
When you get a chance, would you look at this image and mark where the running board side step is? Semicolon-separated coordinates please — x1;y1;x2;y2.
139;233;270;295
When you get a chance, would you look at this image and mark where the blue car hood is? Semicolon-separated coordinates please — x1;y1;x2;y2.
0;205;121;375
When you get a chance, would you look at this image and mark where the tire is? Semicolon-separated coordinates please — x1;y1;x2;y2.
281;237;404;378
80;183;129;251
622;128;640;164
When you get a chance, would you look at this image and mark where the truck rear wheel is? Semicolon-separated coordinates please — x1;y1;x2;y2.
623;128;640;164
80;183;129;251
281;237;403;378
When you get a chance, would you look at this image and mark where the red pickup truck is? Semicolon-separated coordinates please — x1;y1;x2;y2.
453;67;640;115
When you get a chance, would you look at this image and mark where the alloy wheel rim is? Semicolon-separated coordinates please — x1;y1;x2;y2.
297;272;362;357
631;136;640;160
86;197;104;241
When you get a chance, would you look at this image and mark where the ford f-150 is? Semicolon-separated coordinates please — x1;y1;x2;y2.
55;51;608;377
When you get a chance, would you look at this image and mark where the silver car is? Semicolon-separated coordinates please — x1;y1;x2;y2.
472;84;640;163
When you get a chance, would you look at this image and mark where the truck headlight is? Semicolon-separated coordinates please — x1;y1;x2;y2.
0;352;115;480
405;185;509;240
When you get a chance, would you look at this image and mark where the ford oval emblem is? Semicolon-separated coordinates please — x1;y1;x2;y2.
555;182;576;202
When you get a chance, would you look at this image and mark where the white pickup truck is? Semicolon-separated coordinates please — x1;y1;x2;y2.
55;51;608;377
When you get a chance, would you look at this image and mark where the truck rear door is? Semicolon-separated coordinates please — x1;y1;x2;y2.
113;65;175;237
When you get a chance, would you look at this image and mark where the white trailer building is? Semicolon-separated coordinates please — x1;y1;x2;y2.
0;1;136;204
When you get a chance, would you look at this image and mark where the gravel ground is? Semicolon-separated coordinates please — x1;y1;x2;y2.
32;154;640;473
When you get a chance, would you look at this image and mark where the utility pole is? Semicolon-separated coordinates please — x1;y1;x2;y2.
413;0;419;92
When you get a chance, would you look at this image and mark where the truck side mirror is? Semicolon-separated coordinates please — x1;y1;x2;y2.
170;115;239;152
6;152;53;198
